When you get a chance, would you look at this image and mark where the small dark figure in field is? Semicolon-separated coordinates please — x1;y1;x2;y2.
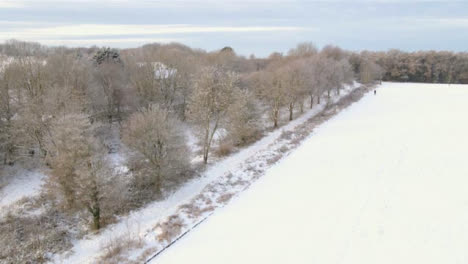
374;90;376;95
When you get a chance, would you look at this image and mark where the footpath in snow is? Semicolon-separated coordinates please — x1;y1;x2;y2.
53;83;362;263
153;82;468;264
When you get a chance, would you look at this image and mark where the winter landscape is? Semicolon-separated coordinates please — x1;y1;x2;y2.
154;82;468;264
1;1;468;264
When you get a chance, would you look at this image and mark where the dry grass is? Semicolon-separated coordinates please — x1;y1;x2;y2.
155;215;186;243
278;145;290;153
215;140;234;157
99;233;144;264
0;207;72;263
266;154;282;165
216;193;234;204
179;202;215;219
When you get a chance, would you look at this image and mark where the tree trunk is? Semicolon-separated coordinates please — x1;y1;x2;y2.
5;146;13;166
202;120;219;164
202;124;210;164
289;103;293;121
155;174;162;194
92;208;100;230
152;165;162;193
203;150;209;164
88;178;101;230
310;95;314;108
273;109;279;128
181;96;187;121
318;96;321;104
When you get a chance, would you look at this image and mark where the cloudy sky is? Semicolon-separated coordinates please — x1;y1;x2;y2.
0;0;467;56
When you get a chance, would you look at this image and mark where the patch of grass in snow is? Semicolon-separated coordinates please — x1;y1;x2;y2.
179;194;216;219
0;205;72;263
154;215;186;243
99;226;145;264
215;139;235;157
216;193;234;204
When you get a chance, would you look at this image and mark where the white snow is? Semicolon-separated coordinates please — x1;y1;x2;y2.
0;169;45;210
107;153;129;174
52;83;360;263
154;82;468;264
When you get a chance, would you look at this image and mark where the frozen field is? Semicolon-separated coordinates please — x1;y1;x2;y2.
154;82;468;264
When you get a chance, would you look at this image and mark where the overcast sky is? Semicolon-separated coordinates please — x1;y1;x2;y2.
0;0;467;56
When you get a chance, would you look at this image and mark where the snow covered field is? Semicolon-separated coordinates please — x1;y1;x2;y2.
154;82;468;264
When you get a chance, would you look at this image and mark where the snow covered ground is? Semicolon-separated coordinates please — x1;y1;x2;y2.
154;82;468;264
0;169;45;211
52;83;360;263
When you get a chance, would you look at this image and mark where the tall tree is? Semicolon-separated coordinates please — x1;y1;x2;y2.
45;114;94;209
188;67;236;163
253;67;287;128
123;105;189;193
0;61;20;165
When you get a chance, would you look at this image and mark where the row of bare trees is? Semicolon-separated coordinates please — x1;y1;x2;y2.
0;41;366;233
249;44;354;128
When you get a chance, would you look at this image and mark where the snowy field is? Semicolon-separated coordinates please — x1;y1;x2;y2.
154;82;468;264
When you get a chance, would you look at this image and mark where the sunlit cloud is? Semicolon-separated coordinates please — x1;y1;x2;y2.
0;23;313;50
0;23;311;42
35;37;184;48
1;24;309;37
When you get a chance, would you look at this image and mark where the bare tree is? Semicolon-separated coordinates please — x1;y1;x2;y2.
16;57;52;157
123;105;189;194
0;61;20;165
288;42;318;58
188;67;236;163
90;62;130;123
281;60;308;120
125;57;160;107
44;113;94;209
359;58;383;84
75;155;118;230
305;55;329;107
125;47;197;119
253;66;287;128
226;89;261;145
45;51;90;115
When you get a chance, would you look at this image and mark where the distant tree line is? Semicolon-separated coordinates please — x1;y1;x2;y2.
350;50;468;84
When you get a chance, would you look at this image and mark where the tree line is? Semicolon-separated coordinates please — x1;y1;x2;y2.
0;40;363;236
350;49;468;84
